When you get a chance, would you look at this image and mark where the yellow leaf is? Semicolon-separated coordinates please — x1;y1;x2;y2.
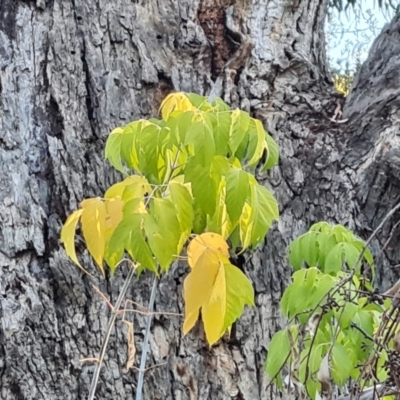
60;209;87;273
183;253;255;346
159;92;196;121
183;249;220;335
80;198;106;274
187;232;229;269
202;261;226;344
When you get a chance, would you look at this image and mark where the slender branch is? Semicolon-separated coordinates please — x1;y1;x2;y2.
87;262;137;400
362;201;400;276
135;275;158;400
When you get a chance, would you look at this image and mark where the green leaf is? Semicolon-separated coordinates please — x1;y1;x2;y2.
299;232;319;267
317;233;337;270
289;237;303;270
185;160;218;216
184;114;215;167
222;262;255;332
310;221;332;233
169;181;194;234
211;97;230;111
336;302;358;329
105;127;126;174
120;121;142;170
262;133;279;170
325;243;344;274
147;198;181;270
353;310;374;336
265;329;291;387
185;93;211;111
307;273;337;309
135;122;174;184
331;343;354;386
210;111;231;155
342;242;361;272
249;180;279;246
225;168;250;224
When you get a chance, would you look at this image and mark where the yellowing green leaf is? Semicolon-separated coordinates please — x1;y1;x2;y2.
60;209;85;272
229;108;250;155
119;120;146;170
104;197;123;241
262;133;279;170
104;175;152;199
187;232;230;269
105;214;156;274
207;181;232;239
246;119;266;167
105;127;126;174
80;198;106;274
238;202;253;250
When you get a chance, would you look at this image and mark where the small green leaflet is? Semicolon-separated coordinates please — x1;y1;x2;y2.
262;133;279;171
265;329;291;388
225;167;250;224
184;115;215;167
249;179;279;246
288;223;374;274
331;343;354;386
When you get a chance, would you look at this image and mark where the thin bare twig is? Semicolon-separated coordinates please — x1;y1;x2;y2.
135;276;158;400
87;261;138;400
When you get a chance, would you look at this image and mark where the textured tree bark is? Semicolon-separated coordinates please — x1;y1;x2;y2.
0;0;399;399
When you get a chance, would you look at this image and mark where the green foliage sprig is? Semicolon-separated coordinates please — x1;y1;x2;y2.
265;222;400;400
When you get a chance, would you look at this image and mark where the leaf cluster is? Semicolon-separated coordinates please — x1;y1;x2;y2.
265;222;396;399
61;92;279;345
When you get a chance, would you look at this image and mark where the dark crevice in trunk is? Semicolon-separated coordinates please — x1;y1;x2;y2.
80;42;97;139
197;0;237;79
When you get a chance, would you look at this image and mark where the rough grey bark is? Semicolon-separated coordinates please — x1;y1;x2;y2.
0;0;399;399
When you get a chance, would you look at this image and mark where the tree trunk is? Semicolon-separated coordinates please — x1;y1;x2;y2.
1;0;399;399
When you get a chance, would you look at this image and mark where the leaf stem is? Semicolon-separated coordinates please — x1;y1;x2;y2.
87;262;137;400
135;275;158;400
